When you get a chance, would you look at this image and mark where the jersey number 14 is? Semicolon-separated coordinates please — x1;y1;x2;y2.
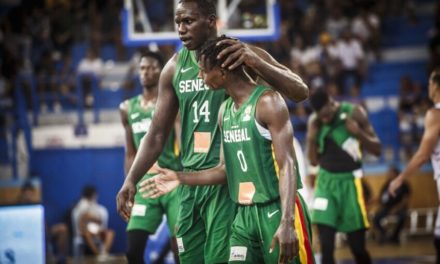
192;100;210;123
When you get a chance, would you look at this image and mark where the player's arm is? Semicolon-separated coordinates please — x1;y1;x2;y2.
256;91;299;262
390;109;440;195
139;105;227;198
176;102;227;185
216;38;308;102
140;144;226;198
306;113;320;166
116;55;179;221
119;100;137;175
347;105;382;157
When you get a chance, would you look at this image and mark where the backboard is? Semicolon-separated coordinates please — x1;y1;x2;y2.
122;0;280;46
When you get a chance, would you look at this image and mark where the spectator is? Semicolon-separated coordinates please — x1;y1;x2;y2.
398;76;422;160
72;185;114;258
35;50;59;112
373;166;411;244
335;29;366;95
77;48;103;77
351;9;381;60
325;7;349;40
316;32;339;83
77;48;103;107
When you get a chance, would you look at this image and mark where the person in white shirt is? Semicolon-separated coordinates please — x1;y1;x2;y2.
77;49;103;77
335;30;366;95
389;69;440;262
351;9;381;59
72;185;114;256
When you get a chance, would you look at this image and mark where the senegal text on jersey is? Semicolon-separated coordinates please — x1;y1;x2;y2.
223;128;251;143
179;79;210;93
132;119;151;134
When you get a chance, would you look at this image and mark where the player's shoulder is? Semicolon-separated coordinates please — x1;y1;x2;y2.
426;107;440;123
120;95;138;113
163;53;179;69
256;89;286;117
119;99;130;112
258;89;283;107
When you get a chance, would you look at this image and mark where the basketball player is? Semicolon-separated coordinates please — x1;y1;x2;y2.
119;51;181;263
140;35;314;264
116;0;308;262
307;89;382;264
389;69;440;263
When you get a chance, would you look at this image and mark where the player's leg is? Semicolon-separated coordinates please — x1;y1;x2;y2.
316;224;336;264
339;176;371;264
163;187;180;263
311;170;338;264
228;205;263;263
346;229;371;264
102;229;114;253
201;184;237;263
126;174;165;263
126;230;150;264
175;185;206;264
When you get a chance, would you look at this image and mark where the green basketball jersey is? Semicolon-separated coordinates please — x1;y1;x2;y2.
316;102;362;171
172;48;227;170
222;86;302;204
127;95;181;171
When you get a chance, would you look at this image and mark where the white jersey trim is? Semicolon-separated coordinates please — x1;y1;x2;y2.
255;120;271;140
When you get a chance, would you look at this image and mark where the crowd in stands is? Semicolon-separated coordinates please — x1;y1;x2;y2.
1;0;439;260
0;0;437;154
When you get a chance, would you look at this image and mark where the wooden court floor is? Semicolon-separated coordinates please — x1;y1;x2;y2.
335;235;436;264
61;235;436;263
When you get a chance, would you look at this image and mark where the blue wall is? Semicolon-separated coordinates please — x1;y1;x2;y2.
32;147;127;253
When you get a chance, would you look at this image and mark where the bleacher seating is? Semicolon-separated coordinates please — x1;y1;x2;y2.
382;15;433;47
362;62;428;97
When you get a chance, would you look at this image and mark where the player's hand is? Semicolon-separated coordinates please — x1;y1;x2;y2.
216;38;260;70
116;180;136;222
270;220;299;264
345;117;360;137
388;175;404;197
139;168;180;198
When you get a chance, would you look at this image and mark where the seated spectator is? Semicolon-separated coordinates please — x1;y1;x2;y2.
373;166;411;244
72;185;114;258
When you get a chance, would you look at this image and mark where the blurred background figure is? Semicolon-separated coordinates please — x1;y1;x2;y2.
16;180;39;204
373;165;411;244
72;185;114;259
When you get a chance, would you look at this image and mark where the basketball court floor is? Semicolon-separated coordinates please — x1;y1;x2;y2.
336;236;436;264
